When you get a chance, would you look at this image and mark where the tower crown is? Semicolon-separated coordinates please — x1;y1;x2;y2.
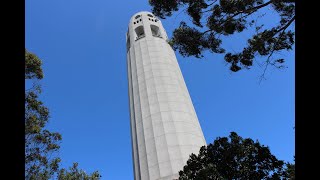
126;11;168;52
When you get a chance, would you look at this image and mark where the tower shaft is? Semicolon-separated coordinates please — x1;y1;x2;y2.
127;11;206;180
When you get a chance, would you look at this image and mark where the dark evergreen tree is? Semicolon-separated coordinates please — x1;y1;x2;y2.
149;0;295;77
178;132;295;179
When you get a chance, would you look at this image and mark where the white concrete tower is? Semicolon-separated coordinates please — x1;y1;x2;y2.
126;11;207;180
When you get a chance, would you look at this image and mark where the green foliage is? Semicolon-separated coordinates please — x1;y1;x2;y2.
171;22;224;58
149;0;180;18
25;49;44;80
25;50;101;180
178;132;294;179
25;50;62;180
149;0;295;75
58;163;101;180
284;158;295;180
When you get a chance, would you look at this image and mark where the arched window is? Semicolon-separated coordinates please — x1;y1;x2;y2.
135;26;145;40
150;25;161;38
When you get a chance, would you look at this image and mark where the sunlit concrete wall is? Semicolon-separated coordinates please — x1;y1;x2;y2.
126;11;207;180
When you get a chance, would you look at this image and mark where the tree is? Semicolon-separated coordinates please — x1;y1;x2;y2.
149;0;295;78
57;163;101;180
25;49;62;179
178;132;295;179
285;159;295;179
25;49;101;179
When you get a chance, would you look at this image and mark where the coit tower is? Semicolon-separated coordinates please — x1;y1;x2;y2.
126;11;206;180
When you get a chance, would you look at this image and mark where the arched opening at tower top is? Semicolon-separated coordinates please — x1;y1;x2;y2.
135;26;145;40
150;25;161;38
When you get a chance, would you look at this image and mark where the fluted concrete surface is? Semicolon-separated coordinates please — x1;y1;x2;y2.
126;11;206;180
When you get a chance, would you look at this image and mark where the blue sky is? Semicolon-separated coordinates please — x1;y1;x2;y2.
26;0;295;179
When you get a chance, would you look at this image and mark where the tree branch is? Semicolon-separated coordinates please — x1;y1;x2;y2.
258;17;294;83
260;15;295;44
259;49;275;83
276;15;295;34
202;1;273;35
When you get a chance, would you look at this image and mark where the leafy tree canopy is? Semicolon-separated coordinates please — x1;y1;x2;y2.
25;49;101;180
149;0;295;77
58;163;101;180
25;49;62;179
178;132;295;180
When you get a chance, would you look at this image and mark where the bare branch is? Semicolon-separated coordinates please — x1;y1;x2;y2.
259;49;275;83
